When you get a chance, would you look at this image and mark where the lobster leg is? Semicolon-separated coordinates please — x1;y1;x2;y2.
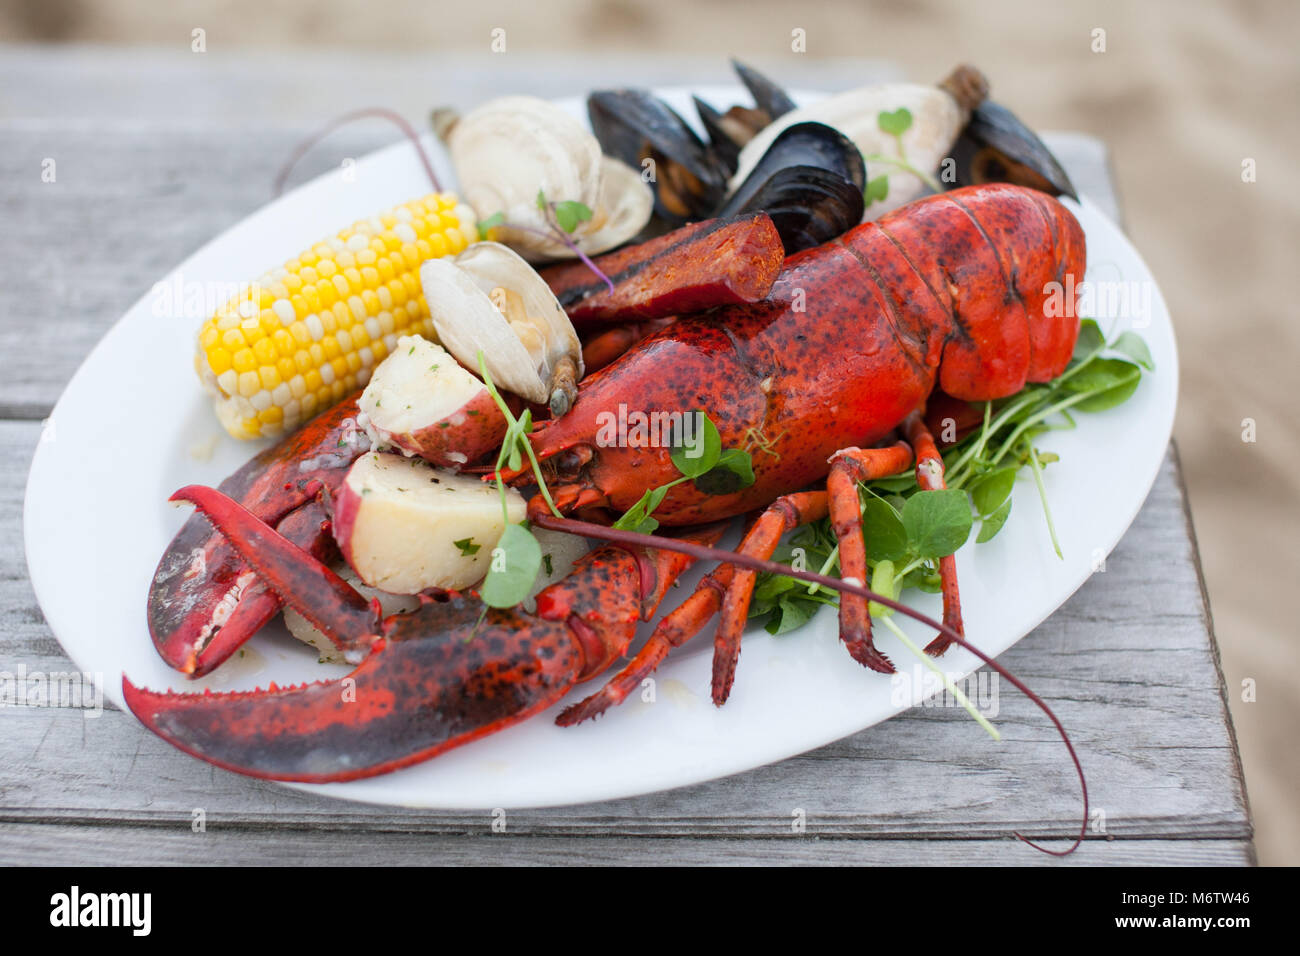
712;492;829;704
902;412;965;654
826;443;915;673
559;563;738;725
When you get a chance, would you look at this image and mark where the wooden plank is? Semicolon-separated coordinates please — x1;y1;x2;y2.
0;823;1255;867
0;440;1250;841
0;46;899;126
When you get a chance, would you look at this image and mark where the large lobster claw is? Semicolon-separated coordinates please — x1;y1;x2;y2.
127;484;721;782
147;397;369;677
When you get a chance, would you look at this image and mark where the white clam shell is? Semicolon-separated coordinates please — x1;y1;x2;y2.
419;241;583;406
447;96;651;261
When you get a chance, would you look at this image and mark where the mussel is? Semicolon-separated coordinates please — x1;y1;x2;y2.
693;60;797;177
715;122;866;253
588;90;729;223
949;99;1077;200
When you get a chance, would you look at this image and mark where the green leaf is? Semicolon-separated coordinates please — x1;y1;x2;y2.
877;107;913;136
476;212;505;240
766;596;816;635
693;447;756;496
480;524;542;608
969;466;1016;516
612;484;669;533
864;174;890;204
861;497;909;563
536;189;548;210
1065;358;1143;412
976;497;1012;543
902;489;973;559
453;537;481;556
865;473;918;494
1072;318;1105;361
553;200;594;234
1062;357;1139;394
901;563;943;594
1074;375;1141;412
670;410;721;478
1110;330;1154;370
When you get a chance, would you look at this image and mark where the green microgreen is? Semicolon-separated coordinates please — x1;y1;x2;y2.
611;410;756;534
474;350;563;609
481;191;614;293
863;106;944;199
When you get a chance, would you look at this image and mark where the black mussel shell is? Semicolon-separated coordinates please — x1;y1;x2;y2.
950;100;1077;200
693;61;797;178
731;59;797;121
692;95;752;176
716;122;867;253
725;166;866;254
588;89;729;222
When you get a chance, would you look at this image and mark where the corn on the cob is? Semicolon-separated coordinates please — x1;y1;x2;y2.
195;193;477;439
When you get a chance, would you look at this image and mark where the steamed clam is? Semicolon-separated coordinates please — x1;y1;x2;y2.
419;241;583;416
440;95;652;262
730;65;988;219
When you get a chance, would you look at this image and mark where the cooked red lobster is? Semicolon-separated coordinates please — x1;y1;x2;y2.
126;183;1084;782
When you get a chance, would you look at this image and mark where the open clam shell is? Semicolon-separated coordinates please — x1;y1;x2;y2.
445;96;651;262
420;242;584;415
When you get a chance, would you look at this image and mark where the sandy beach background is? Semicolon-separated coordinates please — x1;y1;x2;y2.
2;0;1296;862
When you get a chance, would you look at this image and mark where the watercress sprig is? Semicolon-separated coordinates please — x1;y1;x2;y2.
611;410;756;534
476;191;616;293
863;108;944;202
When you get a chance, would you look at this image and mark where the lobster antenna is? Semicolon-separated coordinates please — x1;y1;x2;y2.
531;511;1087;856
274;107;442;197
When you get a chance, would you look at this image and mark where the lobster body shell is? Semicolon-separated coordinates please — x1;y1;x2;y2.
532;184;1085;523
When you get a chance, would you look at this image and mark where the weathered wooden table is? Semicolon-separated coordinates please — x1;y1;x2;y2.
0;49;1251;865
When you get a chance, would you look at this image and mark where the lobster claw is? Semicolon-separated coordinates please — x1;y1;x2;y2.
124;596;585;782
128;483;719;782
128;483;594;782
147;397;369;676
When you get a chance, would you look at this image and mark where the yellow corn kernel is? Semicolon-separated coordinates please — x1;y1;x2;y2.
207;348;232;375
231;348;257;374
252;337;277;365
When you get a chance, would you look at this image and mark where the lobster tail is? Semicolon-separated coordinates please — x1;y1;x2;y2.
857;183;1085;400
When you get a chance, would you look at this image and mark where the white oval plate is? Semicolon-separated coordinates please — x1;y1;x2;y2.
24;88;1177;809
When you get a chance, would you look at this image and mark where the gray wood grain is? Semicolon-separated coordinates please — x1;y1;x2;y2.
0;48;1249;865
0;825;1255;867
